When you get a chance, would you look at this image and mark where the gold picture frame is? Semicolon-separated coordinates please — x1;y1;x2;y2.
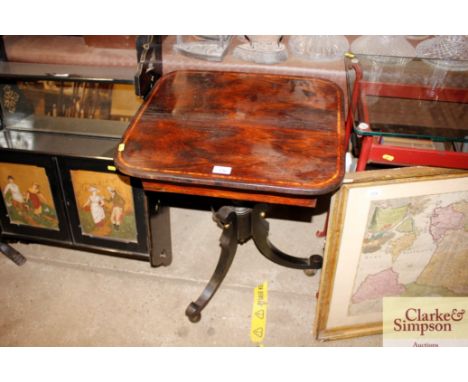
315;167;468;341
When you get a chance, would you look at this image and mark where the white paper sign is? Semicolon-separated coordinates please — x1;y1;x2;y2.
212;165;232;175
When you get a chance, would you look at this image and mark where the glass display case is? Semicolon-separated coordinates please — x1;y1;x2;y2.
344;53;468;170
0;62;154;262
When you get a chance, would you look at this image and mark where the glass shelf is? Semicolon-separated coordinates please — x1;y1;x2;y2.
346;54;468;144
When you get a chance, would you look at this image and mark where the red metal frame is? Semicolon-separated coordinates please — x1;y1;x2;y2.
348;60;468;171
366;142;468;168
345;62;363;146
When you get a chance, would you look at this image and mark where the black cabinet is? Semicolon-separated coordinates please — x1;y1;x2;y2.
0;63;153;262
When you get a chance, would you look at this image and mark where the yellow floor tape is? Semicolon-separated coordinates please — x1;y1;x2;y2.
250;281;268;345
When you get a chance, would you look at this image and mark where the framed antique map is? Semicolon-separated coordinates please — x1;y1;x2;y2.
315;167;468;341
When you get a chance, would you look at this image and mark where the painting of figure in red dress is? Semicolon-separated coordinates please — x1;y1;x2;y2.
0;162;59;230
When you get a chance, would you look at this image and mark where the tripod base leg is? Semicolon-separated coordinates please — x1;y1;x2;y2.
251;204;323;270
185;208;238;323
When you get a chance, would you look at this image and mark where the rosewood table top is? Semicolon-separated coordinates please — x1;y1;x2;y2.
116;70;346;206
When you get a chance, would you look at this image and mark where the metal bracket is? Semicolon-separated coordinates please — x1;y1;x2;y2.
134;36;163;98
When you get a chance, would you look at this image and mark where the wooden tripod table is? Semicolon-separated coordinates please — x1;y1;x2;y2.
115;70;345;322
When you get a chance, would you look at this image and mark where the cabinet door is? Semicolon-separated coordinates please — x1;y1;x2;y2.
59;157;149;259
0;151;71;243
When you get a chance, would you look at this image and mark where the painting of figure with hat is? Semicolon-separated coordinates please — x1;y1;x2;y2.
106;186;125;231
71;170;137;242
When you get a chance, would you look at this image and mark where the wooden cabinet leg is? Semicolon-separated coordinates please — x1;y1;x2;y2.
0;241;27;266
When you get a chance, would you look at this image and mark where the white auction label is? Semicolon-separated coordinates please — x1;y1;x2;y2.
212;165;232;175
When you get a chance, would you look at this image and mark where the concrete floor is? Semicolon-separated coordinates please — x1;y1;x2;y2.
0;204;381;346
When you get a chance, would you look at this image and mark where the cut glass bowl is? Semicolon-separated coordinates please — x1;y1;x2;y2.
351;35;416;65
416;35;468;71
288;35;349;62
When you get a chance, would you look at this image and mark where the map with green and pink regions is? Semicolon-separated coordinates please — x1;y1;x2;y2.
348;191;468;317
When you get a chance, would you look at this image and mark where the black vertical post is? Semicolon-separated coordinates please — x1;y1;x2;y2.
134;35;163;98
0;37;7;61
148;194;172;267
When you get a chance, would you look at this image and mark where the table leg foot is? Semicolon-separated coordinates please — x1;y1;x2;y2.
315;229;327;238
185;303;202;323
315;210;329;237
251;204;322;271
0;242;27;266
185;208;238;323
304;255;323;276
304;269;317;277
